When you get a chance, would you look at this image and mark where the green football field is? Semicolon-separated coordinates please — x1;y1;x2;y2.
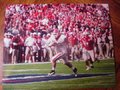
2;59;116;90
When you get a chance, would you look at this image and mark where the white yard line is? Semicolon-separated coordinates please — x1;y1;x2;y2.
4;69;50;72
3;62;51;66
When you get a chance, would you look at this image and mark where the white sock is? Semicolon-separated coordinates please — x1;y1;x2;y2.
52;67;55;71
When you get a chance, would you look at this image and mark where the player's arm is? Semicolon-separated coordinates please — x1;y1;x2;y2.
57;35;66;44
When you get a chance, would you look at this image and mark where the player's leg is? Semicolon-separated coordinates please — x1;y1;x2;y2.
65;62;78;76
88;50;96;69
89;50;95;62
16;49;19;63
43;48;47;62
32;52;36;63
48;52;63;75
98;43;105;59
29;47;34;63
74;45;78;61
48;59;57;75
83;50;91;70
11;49;15;64
67;45;71;60
25;47;29;63
47;47;53;61
62;54;77;76
89;59;94;68
85;60;91;70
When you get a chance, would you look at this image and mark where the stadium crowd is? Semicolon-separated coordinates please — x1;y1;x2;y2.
3;4;114;65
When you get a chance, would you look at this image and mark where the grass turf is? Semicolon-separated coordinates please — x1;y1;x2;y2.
3;59;116;90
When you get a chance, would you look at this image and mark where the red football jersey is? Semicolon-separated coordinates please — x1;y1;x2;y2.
82;36;94;50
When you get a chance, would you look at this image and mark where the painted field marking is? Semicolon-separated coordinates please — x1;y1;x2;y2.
2;73;113;84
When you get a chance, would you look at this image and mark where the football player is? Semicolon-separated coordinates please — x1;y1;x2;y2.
81;31;95;70
47;29;78;76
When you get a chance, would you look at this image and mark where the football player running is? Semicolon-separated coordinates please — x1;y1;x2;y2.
81;31;95;71
47;29;78;77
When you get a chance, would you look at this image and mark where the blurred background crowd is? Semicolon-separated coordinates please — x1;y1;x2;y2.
3;4;114;64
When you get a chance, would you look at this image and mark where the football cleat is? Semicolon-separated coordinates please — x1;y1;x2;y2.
86;66;91;71
48;70;55;76
73;68;78;77
91;65;94;68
